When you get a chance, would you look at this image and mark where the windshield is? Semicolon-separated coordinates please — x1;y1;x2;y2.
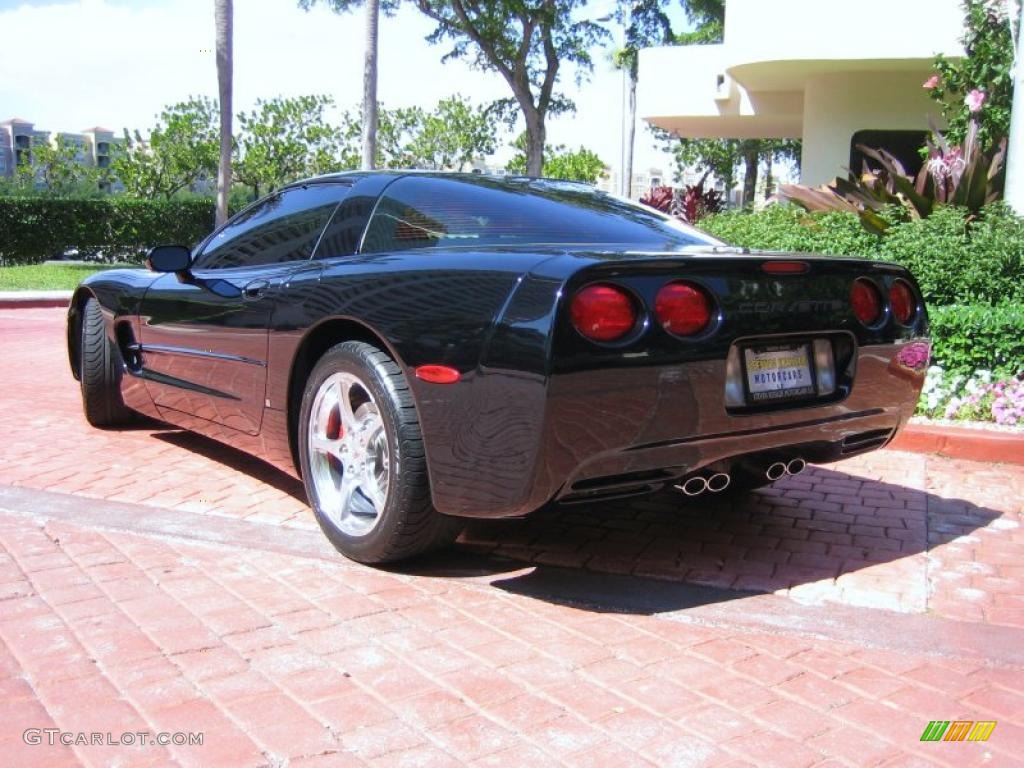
360;175;723;254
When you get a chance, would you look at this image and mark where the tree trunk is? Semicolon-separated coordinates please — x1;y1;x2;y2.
764;152;774;199
361;0;380;170
623;68;637;198
214;0;232;225
742;144;759;206
524;110;545;177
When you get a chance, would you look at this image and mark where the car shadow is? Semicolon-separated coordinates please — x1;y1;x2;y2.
405;464;1002;615
151;430;307;502
137;427;1002;616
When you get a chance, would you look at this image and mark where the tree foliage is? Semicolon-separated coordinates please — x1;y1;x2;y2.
412;0;610;176
507;133;607;182
340;95;501;171
234;95;342;198
113;97;220;199
1;136;104;198
927;0;1020;151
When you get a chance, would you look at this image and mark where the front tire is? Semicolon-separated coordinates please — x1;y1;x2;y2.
298;341;461;563
79;297;133;427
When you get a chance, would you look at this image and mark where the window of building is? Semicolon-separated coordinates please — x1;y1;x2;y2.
849;130;928;179
192;183;350;270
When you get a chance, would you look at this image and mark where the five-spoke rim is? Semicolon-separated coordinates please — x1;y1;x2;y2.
307;372;390;537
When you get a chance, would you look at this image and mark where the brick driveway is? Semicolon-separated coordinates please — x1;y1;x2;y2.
1;307;1022;766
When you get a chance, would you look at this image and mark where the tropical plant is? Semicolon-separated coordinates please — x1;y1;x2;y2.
925;0;1021;151
781;121;1006;234
214;0;233;225
639;175;724;222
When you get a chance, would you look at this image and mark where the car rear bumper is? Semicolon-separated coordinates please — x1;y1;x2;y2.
426;340;926;519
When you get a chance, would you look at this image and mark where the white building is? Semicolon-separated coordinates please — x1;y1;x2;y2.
637;0;965;186
597;166;667;199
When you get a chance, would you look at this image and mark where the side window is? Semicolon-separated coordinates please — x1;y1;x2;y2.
193;183;349;269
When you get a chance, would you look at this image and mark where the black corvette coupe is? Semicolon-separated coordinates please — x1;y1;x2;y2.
67;172;929;562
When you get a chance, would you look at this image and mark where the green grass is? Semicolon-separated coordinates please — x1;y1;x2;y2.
0;263;140;291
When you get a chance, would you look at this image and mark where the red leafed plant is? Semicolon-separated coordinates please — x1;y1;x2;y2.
640;173;724;223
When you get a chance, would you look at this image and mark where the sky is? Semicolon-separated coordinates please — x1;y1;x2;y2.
0;0;680;176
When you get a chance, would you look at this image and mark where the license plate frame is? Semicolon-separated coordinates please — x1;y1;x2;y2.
741;342;817;405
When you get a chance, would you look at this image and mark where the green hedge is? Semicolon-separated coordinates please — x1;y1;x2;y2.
0;197;216;265
701;204;879;257
928;304;1024;377
701;203;1024;307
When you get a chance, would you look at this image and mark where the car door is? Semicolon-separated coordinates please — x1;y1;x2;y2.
137;183;350;435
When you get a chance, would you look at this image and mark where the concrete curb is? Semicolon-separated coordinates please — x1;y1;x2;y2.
891;423;1024;465
0;290;72;309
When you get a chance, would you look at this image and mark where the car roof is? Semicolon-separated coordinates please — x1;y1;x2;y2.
282;170;597;192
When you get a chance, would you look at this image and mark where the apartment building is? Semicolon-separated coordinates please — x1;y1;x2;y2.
0;117;122;188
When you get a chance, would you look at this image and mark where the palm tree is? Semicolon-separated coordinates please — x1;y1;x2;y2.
214;0;233;225
361;0;379;169
613;47;637;199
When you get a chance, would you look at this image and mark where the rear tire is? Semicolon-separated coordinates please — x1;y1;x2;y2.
79;297;134;427
298;341;461;564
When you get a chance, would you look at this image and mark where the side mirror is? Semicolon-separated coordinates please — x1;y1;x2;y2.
146;245;192;274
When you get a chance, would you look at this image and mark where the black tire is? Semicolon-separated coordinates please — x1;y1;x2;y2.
79;297;134;427
298;341;461;564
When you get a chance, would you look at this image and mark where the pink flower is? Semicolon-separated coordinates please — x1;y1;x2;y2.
923;75;940;89
965;89;986;113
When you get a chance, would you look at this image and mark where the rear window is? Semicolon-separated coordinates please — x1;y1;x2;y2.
360;176;718;254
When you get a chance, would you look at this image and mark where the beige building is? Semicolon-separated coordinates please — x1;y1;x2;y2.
1;117;122;189
637;0;965;186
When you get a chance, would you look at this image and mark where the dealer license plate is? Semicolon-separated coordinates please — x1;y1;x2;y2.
744;344;815;403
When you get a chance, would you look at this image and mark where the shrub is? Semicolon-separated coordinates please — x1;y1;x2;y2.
701;203;1024;307
879;205;1024;306
0;197;216;265
928;304;1024;377
700;205;879;257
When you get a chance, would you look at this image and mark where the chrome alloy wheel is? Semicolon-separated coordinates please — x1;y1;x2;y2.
307;372;391;537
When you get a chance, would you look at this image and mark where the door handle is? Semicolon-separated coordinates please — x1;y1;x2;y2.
243;279;269;300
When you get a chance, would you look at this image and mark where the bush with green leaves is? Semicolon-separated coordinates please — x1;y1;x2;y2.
700;203;1024;307
700;204;878;256
878;204;1024;306
927;304;1024;377
0;197;216;265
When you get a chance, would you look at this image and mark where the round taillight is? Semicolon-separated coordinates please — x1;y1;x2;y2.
570;284;637;342
655;281;713;336
851;278;883;326
889;280;916;325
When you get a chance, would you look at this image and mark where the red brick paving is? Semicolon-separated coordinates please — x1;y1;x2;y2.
1;510;1022;767
1;306;1024;765
1;307;1022;627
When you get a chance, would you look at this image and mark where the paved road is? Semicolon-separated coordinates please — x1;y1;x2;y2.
1;307;1022;766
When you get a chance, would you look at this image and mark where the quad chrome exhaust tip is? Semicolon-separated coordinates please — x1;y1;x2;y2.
766;458;807;481
676;472;732;496
706;472;731;493
677;476;708;496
